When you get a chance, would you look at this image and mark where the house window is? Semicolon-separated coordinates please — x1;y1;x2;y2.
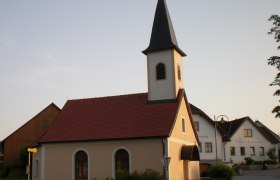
75;150;88;180
194;122;199;131
182;118;186;132
240;147;246;156
260;147;265;156
244;129;253;137
156;63;166;80
177;65;181;80
205;142;212;153
230;147;235;156
250;147;255;156
115;149;130;174
199;143;202;152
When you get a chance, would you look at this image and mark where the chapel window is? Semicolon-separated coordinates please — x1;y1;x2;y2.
156;63;166;80
115;149;130;174
75;150;88;180
182;118;186;132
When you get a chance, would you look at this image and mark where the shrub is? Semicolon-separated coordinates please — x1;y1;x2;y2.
267;148;277;162
130;169;162;180
0;165;10;178
244;157;254;165
264;159;278;165
207;163;234;180
115;169;130;180
116;169;163;180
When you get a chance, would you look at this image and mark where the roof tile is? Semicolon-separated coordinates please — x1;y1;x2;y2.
39;92;184;143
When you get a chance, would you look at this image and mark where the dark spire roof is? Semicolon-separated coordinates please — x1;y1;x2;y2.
143;0;186;56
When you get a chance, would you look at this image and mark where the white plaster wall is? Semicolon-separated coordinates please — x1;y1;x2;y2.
192;114;224;162
147;49;183;101
224;120;276;164
34;139;163;180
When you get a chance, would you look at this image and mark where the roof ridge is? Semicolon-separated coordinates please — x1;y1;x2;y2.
68;92;148;102
2;103;61;142
231;116;248;122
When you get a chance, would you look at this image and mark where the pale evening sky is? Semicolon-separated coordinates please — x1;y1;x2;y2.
0;0;280;140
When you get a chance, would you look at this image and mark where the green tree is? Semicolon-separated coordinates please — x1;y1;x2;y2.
267;15;280;117
266;147;277;162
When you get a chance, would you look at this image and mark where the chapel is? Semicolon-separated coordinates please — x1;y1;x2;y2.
32;0;200;179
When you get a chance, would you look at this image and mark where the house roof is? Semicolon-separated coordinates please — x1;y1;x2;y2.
255;120;280;144
39;90;195;144
217;116;280;144
217;117;247;140
142;0;186;56
189;104;230;141
1;103;61;143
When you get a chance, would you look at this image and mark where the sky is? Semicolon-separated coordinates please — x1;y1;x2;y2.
0;0;280;141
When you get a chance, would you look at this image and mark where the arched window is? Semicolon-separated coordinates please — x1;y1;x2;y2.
75;150;88;180
178;65;181;80
115;149;130;174
156;63;166;80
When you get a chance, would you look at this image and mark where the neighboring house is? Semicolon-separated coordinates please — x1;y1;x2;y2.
255;120;280;162
32;1;200;180
217;117;280;164
190;104;229;164
1;103;60;167
190;104;280;165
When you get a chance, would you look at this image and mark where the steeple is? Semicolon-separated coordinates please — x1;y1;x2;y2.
143;0;186;56
144;0;186;102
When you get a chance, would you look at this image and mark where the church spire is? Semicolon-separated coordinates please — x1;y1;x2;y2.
143;0;186;56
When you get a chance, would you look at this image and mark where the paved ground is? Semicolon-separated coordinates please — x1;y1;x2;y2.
233;169;280;180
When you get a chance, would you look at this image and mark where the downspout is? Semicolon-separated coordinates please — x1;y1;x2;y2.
162;138;169;180
223;142;226;162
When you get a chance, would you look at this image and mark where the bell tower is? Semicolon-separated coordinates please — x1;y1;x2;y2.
143;0;186;102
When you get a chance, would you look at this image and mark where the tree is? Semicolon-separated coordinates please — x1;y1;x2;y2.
267;15;280;118
266;147;277;162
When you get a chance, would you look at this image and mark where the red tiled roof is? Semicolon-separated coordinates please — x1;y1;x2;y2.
39;91;186;143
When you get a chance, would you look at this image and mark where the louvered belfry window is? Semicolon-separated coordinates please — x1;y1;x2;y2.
75;151;88;180
156;63;166;80
178;65;181;80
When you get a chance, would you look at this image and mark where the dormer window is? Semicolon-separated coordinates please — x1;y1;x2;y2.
156;63;166;80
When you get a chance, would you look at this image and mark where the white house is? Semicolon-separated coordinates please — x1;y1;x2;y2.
217;117;280;164
255;120;280;162
190;104;228;164
190;105;280;165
